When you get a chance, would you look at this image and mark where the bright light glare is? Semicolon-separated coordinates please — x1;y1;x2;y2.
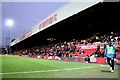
6;19;14;27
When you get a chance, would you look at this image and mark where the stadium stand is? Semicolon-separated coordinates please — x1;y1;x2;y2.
9;2;120;64
12;32;120;64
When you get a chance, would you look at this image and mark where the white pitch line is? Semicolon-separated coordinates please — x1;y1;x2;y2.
0;66;102;75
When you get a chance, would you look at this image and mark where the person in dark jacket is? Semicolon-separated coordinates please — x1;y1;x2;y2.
85;55;90;63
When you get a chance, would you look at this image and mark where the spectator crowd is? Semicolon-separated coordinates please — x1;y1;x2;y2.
13;32;120;59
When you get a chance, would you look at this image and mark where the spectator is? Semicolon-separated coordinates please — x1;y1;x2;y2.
75;50;80;57
84;55;90;63
94;44;101;57
13;31;119;61
80;49;84;54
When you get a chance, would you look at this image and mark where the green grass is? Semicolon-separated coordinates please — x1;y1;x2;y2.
1;55;119;78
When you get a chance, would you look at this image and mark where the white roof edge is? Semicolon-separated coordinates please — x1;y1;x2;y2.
10;0;102;47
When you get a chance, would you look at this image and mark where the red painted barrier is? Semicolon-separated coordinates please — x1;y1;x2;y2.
74;57;79;62
71;48;97;57
40;55;42;59
80;58;85;62
52;56;55;60
44;55;48;59
64;57;68;62
116;47;120;60
78;54;86;57
83;48;96;55
96;57;106;64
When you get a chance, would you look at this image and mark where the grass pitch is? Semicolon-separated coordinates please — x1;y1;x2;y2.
1;55;119;78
